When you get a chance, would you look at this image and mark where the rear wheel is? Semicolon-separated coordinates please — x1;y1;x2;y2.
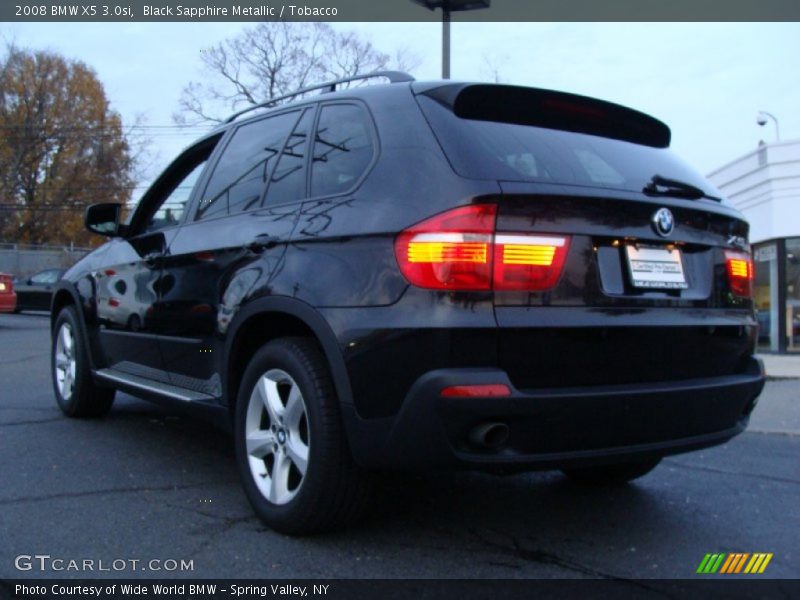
234;337;369;535
561;458;661;486
52;306;115;417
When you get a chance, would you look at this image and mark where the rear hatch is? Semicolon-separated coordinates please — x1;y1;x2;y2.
415;83;757;388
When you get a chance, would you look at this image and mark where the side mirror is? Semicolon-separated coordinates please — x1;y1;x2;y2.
85;203;122;237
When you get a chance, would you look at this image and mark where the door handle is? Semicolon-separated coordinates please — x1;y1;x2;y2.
143;251;164;266
246;234;278;252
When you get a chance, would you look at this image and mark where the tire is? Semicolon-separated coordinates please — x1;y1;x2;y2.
127;314;142;332
52;306;115;418
234;337;369;535
561;458;661;486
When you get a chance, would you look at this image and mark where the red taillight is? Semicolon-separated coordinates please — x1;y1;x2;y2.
494;234;570;291
395;204;570;292
725;251;754;298
394;204;495;290
440;384;512;398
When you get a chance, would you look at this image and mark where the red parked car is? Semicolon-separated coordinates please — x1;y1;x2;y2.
0;273;17;313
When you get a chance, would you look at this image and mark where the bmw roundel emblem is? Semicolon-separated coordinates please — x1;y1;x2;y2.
652;208;675;237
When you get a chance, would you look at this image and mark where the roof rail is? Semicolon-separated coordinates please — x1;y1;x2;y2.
223;70;415;124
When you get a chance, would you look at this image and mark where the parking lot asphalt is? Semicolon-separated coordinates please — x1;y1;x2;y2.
1;312;798;580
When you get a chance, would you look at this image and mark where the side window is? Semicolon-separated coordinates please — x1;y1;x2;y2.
263;109;314;207
32;270;59;284
311;104;375;198
145;160;207;233
197;111;299;221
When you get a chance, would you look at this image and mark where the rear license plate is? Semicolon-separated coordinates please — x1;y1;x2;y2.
625;245;688;289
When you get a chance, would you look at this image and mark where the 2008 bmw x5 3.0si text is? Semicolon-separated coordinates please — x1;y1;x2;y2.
50;73;764;534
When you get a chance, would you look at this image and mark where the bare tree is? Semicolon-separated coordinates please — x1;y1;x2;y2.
480;53;509;84
175;23;418;124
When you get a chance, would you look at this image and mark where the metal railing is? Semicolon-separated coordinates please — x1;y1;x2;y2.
223;70;415;125
0;242;91;277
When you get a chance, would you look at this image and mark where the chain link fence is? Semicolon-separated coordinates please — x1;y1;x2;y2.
0;242;92;277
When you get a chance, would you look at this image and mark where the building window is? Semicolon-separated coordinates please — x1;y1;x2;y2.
787;237;800;352
757;142;768;167
754;243;779;352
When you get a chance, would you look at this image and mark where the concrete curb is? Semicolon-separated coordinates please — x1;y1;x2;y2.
757;354;800;379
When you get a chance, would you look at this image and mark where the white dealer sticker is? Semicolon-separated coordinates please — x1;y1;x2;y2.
625;245;688;289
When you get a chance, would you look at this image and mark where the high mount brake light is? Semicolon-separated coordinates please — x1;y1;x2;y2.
725;251;754;298
394;204;570;292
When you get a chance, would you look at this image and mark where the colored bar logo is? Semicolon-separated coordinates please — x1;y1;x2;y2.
697;553;773;574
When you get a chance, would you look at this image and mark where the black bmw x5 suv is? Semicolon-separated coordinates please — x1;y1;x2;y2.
51;72;764;534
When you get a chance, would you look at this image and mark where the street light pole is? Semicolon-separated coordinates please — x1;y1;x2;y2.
757;111;780;142
410;1;490;80
442;8;451;79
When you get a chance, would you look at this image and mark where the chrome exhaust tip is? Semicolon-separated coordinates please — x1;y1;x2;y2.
469;422;510;449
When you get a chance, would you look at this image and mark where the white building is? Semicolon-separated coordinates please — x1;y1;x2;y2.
708;139;800;353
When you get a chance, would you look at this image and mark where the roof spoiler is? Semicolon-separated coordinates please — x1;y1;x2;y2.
417;83;671;148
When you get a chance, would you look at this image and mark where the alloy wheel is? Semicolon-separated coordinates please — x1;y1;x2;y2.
245;369;310;505
54;322;76;401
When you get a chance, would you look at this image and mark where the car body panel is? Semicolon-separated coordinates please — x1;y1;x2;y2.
52;80;764;472
94;229;177;376
154;203;300;394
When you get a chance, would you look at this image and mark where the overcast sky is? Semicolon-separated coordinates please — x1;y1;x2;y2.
3;21;798;198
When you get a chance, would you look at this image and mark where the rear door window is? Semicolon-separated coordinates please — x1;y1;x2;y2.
196;111;299;220
31;270;61;284
263;108;314;207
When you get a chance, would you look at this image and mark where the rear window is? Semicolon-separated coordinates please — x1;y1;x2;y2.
417;89;719;197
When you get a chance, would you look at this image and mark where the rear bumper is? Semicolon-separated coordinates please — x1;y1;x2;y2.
343;356;765;471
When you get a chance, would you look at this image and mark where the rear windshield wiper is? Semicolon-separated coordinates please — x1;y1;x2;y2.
643;175;721;202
